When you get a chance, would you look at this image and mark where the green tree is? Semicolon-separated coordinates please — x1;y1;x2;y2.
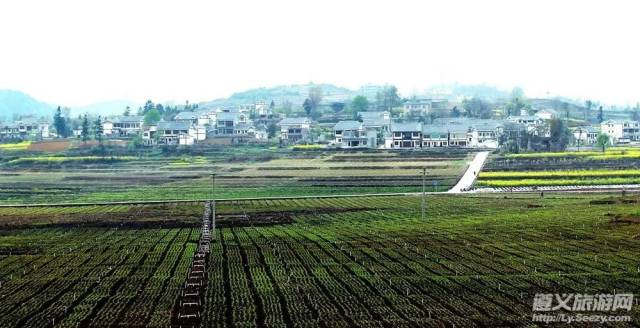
143;100;155;115
596;133;610;152
53;106;68;138
267;121;278;139
584;100;592;121
93;116;104;143
504;97;531;116
451;106;461;117
462;97;491;119
330;102;345;113
302;98;312;117
350;95;369;113
597;106;604;123
376;85;401;111
308;86;323;112
80;114;90;142
123;106;131;116
631;103;639;121
548;118;570;151
281;100;293;116
144;108;161;125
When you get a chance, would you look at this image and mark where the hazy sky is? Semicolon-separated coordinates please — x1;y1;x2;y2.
1;0;639;106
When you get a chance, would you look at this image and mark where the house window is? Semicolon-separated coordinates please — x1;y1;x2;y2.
394;132;401;138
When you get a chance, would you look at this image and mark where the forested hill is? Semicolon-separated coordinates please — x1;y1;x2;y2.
0;89;53;120
203;83;356;107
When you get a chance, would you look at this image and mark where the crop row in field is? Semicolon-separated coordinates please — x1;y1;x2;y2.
1;195;640;326
0;141;31;151
477;169;640;188
505;147;640;159
4;156;136;166
0;225;199;327
480;169;640;179
477;177;640;188
0;203;202;228
201;195;640;327
0;203;206;326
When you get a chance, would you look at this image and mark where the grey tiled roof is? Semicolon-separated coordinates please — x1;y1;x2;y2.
112;116;144;124
422;124;468;135
157;121;191;130
279;117;310;125
357;111;387;119
217;112;241;121
391;122;422;132
333;120;362;131
174;111;198;120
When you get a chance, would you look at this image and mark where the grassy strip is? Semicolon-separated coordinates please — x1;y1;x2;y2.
480;169;640;179
0;141;31;151
6;156;137;165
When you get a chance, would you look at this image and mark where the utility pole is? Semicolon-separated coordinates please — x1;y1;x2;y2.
421;168;426;220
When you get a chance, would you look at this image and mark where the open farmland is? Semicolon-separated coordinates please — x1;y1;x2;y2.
0;148;470;204
1;194;639;326
478;147;640;189
0;203;202;327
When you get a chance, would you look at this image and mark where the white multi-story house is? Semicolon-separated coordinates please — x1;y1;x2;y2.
572;126;599;145
195;109;217;127
0;119;49;140
388;122;422;149
534;109;557;120
403;99;431;116
278;117;311;144
102;119;114;135
155;121;204;145
506;115;544;134
600;120;640;144
421;124;473;148
358;111;391;131
420;125;451;148
216;111;249;136
108;116;144;136
432;118;503;148
333;121;377;148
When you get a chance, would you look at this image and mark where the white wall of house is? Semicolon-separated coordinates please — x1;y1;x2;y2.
600;121;624;141
102;121;114;135
535;110;555;120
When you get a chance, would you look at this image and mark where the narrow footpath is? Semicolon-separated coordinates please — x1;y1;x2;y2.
447;151;490;193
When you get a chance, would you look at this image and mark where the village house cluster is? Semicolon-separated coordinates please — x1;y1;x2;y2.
3;97;640;150
99;103;273;146
0;118;50;140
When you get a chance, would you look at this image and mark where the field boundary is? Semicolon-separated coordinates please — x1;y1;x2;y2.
2;187;640;208
0;192;415;208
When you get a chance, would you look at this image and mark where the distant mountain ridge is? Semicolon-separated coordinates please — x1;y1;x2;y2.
0;90;54;120
203;83;357;108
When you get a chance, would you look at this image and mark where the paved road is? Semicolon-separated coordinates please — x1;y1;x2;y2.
447;151;490;193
